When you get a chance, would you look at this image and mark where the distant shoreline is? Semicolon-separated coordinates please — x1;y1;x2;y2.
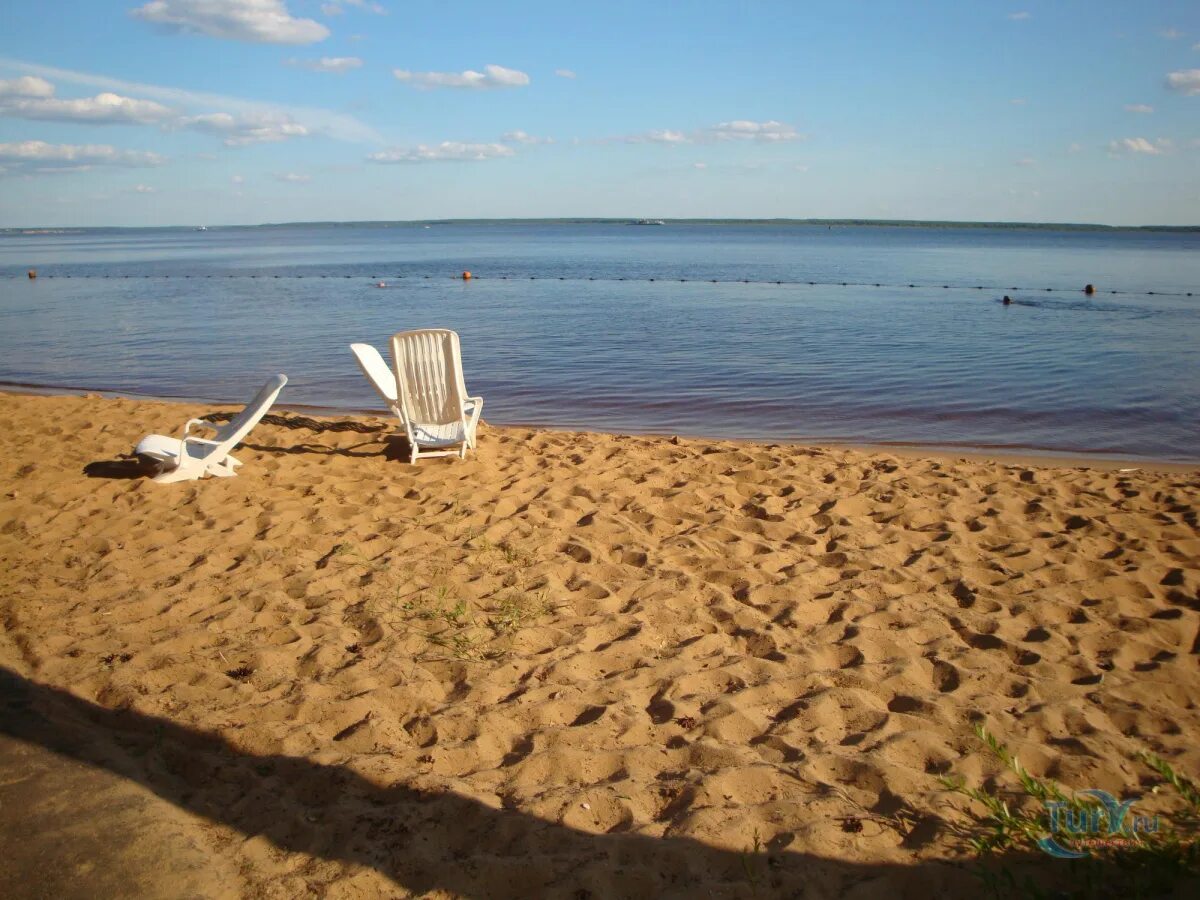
3;218;1199;235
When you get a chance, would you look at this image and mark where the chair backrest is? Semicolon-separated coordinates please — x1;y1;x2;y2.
390;329;468;426
350;342;399;404
215;374;288;447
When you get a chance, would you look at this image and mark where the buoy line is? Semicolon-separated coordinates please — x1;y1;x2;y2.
18;272;1196;297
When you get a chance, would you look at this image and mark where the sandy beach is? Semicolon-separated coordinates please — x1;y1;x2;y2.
1;390;1198;898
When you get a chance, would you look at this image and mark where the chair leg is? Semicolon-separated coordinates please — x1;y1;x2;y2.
465;406;482;449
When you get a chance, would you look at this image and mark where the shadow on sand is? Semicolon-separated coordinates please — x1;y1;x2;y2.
83;433;415;478
82;456;164;479
0;666;999;898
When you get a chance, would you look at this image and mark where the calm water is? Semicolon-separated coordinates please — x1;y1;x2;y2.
1;222;1198;461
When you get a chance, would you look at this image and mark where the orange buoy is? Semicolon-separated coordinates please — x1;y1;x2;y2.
376;281;387;288
461;271;472;281
1084;283;1095;295
27;269;36;279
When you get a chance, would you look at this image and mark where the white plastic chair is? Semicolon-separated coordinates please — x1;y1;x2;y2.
389;329;483;463
134;374;288;483
350;342;403;422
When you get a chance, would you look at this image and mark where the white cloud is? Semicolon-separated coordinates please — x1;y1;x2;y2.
392;64;530;89
708;120;800;142
1008;11;1030;20
1161;28;1184;40
693;162;706;169
0;140;166;173
619;130;680;145
0;58;381;143
175;110;308;145
1009;98;1026;105
554;68;576;79
501;129;553;145
231;174;244;184
1015;157;1036;166
275;171;310;182
342;0;386;12
1068;142;1083;153
133;183;156;193
618;119;802;145
1166;69;1200;95
1108;137;1168;155
645;129;690;144
1124;104;1154;114
367;142;515;163
0;79;174;124
324;0;385;13
0;72;315;149
131;0;329;44
286;56;363;73
0;75;55;98
794;164;809;172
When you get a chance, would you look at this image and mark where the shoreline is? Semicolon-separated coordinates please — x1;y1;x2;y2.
2;381;1196;472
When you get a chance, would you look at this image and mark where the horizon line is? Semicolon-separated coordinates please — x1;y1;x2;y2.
5;217;1199;232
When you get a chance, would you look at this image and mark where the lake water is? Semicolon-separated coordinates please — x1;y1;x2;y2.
1;221;1198;461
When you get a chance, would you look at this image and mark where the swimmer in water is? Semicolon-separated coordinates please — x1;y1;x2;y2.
1003;295;1012;305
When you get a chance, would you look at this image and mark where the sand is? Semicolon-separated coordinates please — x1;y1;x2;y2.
1;390;1198;898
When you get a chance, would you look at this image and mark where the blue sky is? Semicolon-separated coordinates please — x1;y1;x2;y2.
0;0;1197;226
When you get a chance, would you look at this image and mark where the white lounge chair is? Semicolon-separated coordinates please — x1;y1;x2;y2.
389;329;482;463
350;342;404;423
134;374;288;483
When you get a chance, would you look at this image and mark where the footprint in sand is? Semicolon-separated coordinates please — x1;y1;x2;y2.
646;687;675;724
564;575;610;599
559;541;592;563
403;717;438;748
887;695;934;715
831;645;864;668
929;659;960;693
569;705;607;727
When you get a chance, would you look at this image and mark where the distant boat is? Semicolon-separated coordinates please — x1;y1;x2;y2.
632;219;666;226
195;226;208;231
